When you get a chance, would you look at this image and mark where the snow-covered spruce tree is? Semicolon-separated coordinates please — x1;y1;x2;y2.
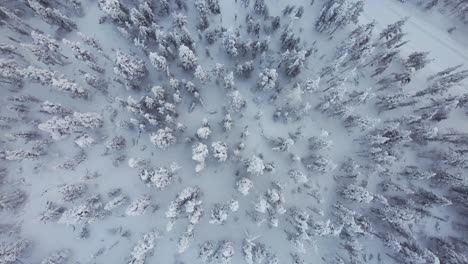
38;112;103;140
149;52;168;74
22;31;65;66
257;68;278;91
0;190;27;211
199;240;235;264
379;17;408;48
196;118;212;140
235;61;254;78
247;155;266;176
126;230;160;264
27;0;77;31
98;0;129;23
114;50;147;87
242;237;278;264
315;0;364;35
209;203;229;225
126;194;151;216
0;239;32;264
139;163;179;190
165;187;203;253
149;127;176;150
416;65;468;97
211;141;228;162
178;44;198;70
59;183;87;202
63;39;103;72
279;49;308;78
404;51;432;72
237;177;254;196
194;0;210;30
40;249;71;264
192;142;209;173
341;184;375;203
58;195;105;225
222;28;240;57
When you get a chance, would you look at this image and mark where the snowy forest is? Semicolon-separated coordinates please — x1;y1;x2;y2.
1;0;468;263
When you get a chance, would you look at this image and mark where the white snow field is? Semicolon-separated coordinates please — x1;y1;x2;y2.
1;0;468;263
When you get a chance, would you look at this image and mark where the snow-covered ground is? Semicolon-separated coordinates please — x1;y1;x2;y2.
1;0;468;263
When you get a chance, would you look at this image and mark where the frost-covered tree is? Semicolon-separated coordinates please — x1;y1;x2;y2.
59;195;105;225
149;127;176;150
60;183;87;202
126;195;151;216
139;164;179;190
209;203;229;225
212;141;228;162
405;52;431;72
22;31;65;65
127;230;160;264
237;177;254;196
315;0;364;35
247;155;266;176
40;249;71;264
280;49;308;77
39;112;102;140
165;187;203;252
196;119;212;140
257;69;277;90
0;239;32;264
0;190;27;211
192;142;209;173
27;0;77;31
98;0;129;23
179;45;198;70
341;184;375;203
227;90;246;113
195;65;211;84
114;50;147;87
149;52;168;73
222;29;240;57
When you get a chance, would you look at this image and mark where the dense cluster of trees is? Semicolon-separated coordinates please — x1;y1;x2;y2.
0;0;467;263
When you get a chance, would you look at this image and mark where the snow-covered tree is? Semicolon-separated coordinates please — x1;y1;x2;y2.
98;0;129;23
212;141;228;162
22;31;65;65
0;239;32;264
149;52;168;73
341;184;375;203
247;155;266;176
114;50;147;87
150;127;176;150
192;142;209;173
237;177;254;196
127;230;160;264
40;249;71;264
257;69;278;90
126;195;151;216
222;29;240;57
28;0;77;31
179;45;198;70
